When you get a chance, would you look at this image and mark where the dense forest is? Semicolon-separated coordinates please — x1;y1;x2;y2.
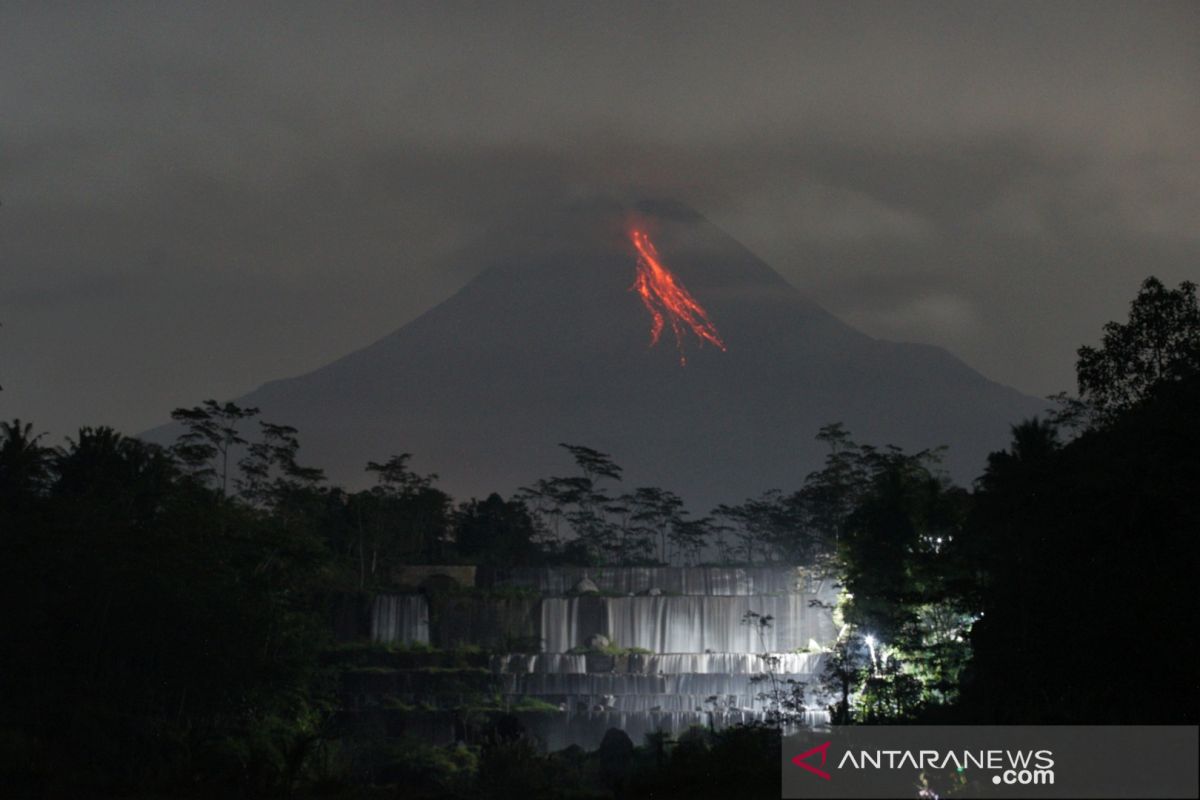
1;276;1197;798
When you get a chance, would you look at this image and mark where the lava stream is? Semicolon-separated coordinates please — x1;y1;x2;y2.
629;229;727;365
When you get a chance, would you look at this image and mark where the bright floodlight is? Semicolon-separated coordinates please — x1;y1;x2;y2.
864;634;876;647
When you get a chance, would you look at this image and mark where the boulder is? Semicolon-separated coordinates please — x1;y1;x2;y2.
571;575;599;595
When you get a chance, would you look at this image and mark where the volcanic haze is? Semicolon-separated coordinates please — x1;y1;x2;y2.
146;198;1045;510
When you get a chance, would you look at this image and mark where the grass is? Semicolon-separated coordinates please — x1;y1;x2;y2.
510;697;563;713
457;695;564;714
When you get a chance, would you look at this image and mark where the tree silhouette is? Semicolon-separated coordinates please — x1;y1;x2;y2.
170;400;260;496
520;443;626;563
1069;276;1199;425
0;419;51;512
629;486;684;563
359;453;451;570
454;493;543;565
957;278;1200;723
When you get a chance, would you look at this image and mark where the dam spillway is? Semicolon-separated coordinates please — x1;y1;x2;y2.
475;566;804;596
540;595;825;653
357;566;837;750
369;594;430;646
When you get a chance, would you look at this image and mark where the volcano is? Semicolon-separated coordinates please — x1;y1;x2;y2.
148;198;1043;508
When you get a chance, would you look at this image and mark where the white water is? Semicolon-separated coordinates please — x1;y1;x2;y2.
491;654;589;674
500;569;837;748
636;652;823;674
480;566;807;595
492;652;822;675
540;595;832;653
370;594;430;645
372;567;837;750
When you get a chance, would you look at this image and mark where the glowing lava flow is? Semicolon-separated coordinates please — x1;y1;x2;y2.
629;229;727;365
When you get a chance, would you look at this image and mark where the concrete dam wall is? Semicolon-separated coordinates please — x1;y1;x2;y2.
358;565;837;750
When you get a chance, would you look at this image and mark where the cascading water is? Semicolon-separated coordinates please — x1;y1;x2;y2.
491;653;589;674
539;594;834;653
370;594;430;645
636;652;822;674
494;566;837;748
493;652;822;675
364;568;836;750
478;566;806;596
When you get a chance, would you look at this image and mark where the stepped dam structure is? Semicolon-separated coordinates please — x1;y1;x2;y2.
344;566;838;750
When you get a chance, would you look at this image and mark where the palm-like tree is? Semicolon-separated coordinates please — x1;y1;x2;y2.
0;418;52;508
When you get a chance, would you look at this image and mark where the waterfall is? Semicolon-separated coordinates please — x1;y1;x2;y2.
369;567;837;751
635;652;823;674
370;594;430;645
604;595;814;653
498;671;817;698
493;568;838;748
539;595;833;653
491;654;589;674
540;597;586;654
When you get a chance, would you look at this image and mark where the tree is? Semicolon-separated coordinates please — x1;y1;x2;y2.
52;426;179;531
1071;276;1200;425
838;446;960;641
365;453;438;494
1;414;337;795
829;443;973;721
954;277;1200;724
454;493;543;565
170;400;260;496
520;444;625;563
0;419;51;515
958;376;1200;724
669;515;716;566
792;422;869;557
739;610;811;730
237;421;325;512
628;486;684;564
820;634;867;725
354;454;451;575
859;653;924;723
556;444;623;561
713;491;795;564
557;443;623;484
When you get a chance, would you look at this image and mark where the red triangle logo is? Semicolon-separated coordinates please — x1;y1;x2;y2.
791;740;832;781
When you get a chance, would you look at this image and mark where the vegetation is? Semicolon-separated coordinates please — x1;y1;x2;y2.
1;275;1195;795
1068;276;1199;425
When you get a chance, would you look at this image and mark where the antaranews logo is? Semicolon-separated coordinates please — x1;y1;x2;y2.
790;742;1054;785
836;748;1055;785
782;726;1197;799
790;741;832;781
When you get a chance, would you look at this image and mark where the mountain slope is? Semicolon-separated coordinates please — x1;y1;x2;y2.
147;198;1044;508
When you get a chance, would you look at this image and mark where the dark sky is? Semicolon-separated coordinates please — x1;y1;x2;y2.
2;1;1197;440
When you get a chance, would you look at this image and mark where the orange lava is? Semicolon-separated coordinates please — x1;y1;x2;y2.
629;229;727;365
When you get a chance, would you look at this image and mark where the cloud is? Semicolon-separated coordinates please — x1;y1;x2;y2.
845;293;981;342
0;1;1196;438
